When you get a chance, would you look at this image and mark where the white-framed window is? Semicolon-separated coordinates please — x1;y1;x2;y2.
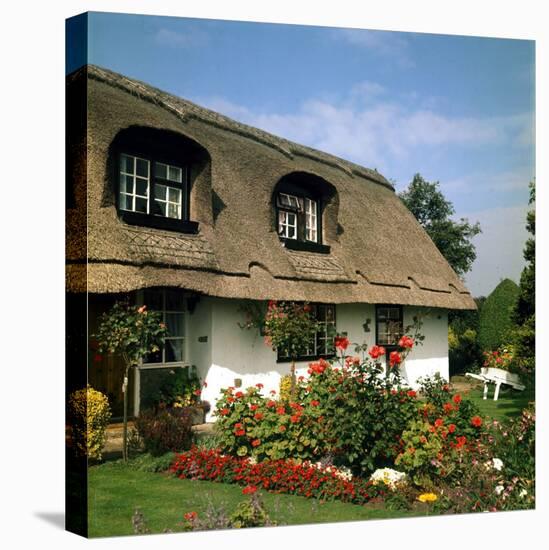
276;191;320;243
141;288;186;365
119;154;150;214
278;210;298;239
119;154;185;221
305;198;318;242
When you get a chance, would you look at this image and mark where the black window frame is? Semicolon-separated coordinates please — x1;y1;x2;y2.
276;303;337;363
375;305;404;349
116;149;199;234
275;189;330;254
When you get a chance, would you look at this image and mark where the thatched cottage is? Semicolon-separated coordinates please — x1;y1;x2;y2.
66;65;475;420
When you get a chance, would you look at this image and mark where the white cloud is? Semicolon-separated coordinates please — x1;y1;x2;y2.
198;88;533;175
333;29;415;68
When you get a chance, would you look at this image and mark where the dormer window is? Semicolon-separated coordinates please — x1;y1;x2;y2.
119;153;187;220
276;193;320;243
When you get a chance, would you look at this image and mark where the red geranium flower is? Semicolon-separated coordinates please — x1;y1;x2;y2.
407;390;417;398
242;485;258;495
434;418;444;428
193;389;201;396
234;429;245;436
254;412;264;420
443;402;454;413
251;439;261;447
290;414;300;423
279;425;287;433
256;383;264;389
453;394;462;405
276;406;286;415
471;416;483;428
219;408;230;416
389;351;402;366
334;336;350;351
448;423;456;433
266;400;276;408
311;400;320;407
455;436;467;449
184;511;197;521
235;391;244;399
250;404;258;411
442;384;450;392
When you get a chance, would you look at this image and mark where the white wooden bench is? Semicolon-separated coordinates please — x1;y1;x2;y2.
465;367;525;401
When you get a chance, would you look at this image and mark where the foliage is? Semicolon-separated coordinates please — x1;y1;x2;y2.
279;374;293;402
67;385;112;460
399;173;481;276
478;278;519;351
171;447;385;505
94;302;168;367
263;301;319;360
214;326;422;475
140;366;202;410
127;452;177;473
134;408;194;456
448;326;482;375
511;181;535;380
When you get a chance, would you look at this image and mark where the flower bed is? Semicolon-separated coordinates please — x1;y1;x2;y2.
170;447;385;505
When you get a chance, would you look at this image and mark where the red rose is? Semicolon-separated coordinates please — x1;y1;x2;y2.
334;336;350;352
453;394;462;405
471;416;483;428
368;345;386;359
389;351;402;366
398;335;414;349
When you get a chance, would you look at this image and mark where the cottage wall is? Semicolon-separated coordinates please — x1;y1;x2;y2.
192;298;449;421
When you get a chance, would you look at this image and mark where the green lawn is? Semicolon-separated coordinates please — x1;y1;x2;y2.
465;384;534;422
88;461;422;537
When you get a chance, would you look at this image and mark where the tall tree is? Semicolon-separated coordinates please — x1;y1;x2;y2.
399;174;481;276
512;181;535;379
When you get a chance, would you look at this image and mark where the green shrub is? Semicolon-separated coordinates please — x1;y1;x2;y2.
67;385;112;460
134;408;194;456
128;451;177;472
478;279;519;351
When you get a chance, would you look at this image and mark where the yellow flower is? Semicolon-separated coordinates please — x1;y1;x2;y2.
418;492;438;503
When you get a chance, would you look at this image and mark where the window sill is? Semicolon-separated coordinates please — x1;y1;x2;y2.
280;238;331;254
119;210;199;234
276;354;336;364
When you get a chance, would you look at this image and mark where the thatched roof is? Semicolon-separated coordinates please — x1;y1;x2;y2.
66;65;476;310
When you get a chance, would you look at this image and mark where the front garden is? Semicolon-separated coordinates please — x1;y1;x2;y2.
78;300;535;536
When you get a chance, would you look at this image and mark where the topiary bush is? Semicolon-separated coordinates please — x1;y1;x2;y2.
478;279;519;351
67;385;112;460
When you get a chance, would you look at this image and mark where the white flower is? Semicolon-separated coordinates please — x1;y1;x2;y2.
369;468;408;490
492;458;504;471
495;485;504;496
519;489;528;498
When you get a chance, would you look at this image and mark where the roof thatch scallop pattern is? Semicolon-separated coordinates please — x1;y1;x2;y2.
66;65;476;310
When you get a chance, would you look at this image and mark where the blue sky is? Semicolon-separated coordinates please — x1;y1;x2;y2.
74;12;535;296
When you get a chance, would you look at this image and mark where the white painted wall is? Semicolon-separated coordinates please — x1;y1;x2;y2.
187;298;449;421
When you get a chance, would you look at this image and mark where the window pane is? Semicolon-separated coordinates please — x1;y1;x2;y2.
155;162;168;180
153;200;167;217
135;197;148;213
166;312;184;336
165;289;185;311
136;158;149;177
165;339;184;362
168;203;181;219
154;184;167;200
168;187;181;203
120;194;133;211
135;178;149;197
168;166;182;183
288;225;296;239
119;174;131;194
120;154;134;173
